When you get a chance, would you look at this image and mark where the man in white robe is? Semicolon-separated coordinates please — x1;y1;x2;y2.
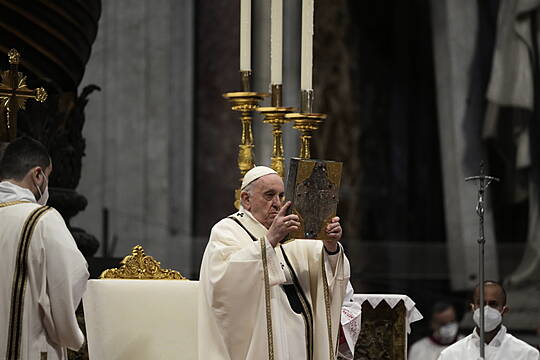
0;137;89;360
198;166;350;360
409;302;461;360
438;281;539;360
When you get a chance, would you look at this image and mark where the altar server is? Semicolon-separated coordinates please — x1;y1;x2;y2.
438;281;539;360
409;302;461;360
198;166;350;360
0;137;89;360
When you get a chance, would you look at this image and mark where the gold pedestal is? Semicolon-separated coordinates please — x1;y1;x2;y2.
285;112;326;159
223;91;268;208
257;106;294;177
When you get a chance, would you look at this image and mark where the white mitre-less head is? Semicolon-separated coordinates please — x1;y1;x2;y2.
241;166;278;190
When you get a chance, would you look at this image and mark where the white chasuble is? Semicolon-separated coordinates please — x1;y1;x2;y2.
0;182;89;360
198;207;350;360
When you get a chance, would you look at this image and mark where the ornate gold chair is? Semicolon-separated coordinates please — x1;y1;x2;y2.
83;246;198;360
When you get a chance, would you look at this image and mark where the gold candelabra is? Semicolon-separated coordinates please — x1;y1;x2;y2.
285;89;326;159
223;71;268;209
257;84;294;177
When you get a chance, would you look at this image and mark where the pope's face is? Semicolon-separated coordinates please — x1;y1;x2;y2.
244;174;284;229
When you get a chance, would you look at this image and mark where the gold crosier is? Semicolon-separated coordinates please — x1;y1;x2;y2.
0;49;48;142
223;71;268;208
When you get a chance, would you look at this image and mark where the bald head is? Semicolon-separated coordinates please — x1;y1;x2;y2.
472;281;507;307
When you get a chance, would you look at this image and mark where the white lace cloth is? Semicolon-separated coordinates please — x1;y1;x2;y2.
352;294;424;334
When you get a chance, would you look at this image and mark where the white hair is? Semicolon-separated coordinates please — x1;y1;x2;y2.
240;179;259;207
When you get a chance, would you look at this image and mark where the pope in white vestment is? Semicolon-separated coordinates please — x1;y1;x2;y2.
0;137;88;360
198;166;350;360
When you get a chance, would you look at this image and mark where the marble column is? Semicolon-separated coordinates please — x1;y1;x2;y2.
431;0;499;290
72;0;195;275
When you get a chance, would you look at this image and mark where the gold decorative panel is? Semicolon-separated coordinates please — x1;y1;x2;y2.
354;300;406;360
100;245;187;280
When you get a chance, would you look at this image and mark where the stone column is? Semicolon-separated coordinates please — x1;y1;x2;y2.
431;0;499;290
73;0;195;275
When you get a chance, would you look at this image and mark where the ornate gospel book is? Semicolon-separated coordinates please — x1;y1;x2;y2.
285;158;343;241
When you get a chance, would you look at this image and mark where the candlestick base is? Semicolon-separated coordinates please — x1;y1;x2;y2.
223;91;269;209
258;106;295;177
285;112;326;160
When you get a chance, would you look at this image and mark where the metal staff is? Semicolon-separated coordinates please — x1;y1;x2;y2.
465;162;499;359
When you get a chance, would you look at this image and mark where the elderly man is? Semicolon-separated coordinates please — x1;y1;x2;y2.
198;166;350;360
0;137;88;359
438;281;539;360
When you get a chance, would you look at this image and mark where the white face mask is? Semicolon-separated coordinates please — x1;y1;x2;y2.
473;305;502;332
34;172;49;206
436;321;459;344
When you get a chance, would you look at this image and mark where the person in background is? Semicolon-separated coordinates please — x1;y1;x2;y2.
409;301;461;360
438;281;539;360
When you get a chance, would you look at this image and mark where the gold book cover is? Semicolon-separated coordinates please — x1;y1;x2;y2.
284;158;343;241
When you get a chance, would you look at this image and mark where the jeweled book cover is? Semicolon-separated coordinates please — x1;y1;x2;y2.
285;158;343;241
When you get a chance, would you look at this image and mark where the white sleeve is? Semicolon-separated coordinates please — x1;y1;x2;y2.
323;243;349;289
36;209;89;351
340;281;361;358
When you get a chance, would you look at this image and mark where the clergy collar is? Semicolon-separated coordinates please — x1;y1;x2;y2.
472;325;506;348
0;181;37;204
234;206;269;239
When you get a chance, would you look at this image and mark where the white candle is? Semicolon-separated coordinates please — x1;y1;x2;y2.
301;0;314;90
240;0;251;71
270;0;283;85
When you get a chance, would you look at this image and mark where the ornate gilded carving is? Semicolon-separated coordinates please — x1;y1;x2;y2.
285;158;342;240
354;301;406;360
0;49;48;142
8;49;20;64
100;245;187;280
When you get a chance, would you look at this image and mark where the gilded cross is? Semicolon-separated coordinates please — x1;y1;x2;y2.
0;49;47;142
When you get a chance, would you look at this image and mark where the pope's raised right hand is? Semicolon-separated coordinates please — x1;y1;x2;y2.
267;201;300;247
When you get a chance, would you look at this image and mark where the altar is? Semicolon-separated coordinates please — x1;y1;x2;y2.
351;294;423;360
82;246;423;360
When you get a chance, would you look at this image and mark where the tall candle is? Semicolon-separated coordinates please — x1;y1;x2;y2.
270;0;283;85
301;0;314;90
240;0;251;71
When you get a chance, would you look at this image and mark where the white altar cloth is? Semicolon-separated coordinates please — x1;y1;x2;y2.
83;279;198;360
353;294;423;334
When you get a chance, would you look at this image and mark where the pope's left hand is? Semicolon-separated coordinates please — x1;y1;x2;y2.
323;216;342;253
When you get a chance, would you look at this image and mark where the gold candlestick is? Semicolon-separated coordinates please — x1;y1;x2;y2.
257;84;294;177
285;89;325;159
223;71;268;209
285;113;325;159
